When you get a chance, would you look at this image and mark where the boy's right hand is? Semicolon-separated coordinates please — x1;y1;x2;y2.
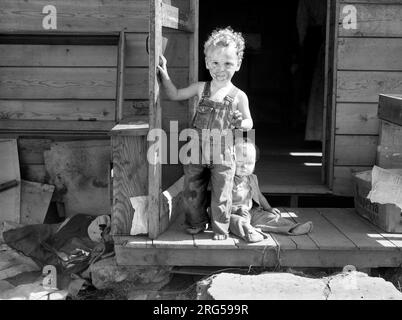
157;55;169;81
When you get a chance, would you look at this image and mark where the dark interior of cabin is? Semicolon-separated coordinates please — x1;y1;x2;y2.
199;0;327;193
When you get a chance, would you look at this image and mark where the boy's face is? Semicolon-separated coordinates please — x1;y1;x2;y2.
235;144;256;176
205;44;241;84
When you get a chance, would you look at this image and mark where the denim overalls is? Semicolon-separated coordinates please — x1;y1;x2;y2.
182;81;239;236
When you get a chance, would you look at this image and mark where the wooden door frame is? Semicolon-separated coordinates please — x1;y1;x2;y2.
323;0;340;190
148;0;199;239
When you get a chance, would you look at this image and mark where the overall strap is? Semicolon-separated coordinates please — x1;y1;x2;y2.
201;81;211;98
223;86;239;107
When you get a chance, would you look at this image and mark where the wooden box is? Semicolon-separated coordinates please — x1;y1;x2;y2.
377;95;402;169
377;120;402;168
353;170;402;233
378;94;402;127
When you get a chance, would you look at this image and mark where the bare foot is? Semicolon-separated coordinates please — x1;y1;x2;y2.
290;222;313;235
213;233;228;240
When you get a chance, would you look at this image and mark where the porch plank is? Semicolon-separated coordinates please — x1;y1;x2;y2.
193;231;239;249
153;214;196;248
269;233;297;251
114;236;152;248
293;208;356;250
281;208;319;250
152;230;195;248
318;208;399;251
235;234;277;249
114;208;402;268
343;208;402;249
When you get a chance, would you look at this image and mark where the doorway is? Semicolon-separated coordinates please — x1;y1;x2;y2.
199;0;330;194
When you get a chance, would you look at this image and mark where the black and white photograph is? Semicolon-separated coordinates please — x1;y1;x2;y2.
0;0;402;305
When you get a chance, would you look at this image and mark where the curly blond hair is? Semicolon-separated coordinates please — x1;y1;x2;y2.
204;26;245;62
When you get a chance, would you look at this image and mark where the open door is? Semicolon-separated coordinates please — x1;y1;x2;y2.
148;0;198;239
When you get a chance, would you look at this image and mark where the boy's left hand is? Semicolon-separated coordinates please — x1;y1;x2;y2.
231;110;243;128
267;207;281;219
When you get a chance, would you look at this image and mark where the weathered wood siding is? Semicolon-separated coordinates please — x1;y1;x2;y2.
0;0;193;223
333;0;402;195
0;0;149;33
0;33;188;133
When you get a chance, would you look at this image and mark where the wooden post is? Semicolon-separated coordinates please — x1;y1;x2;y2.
326;0;340;190
148;0;163;239
188;0;199;125
110;124;149;236
116;31;126;122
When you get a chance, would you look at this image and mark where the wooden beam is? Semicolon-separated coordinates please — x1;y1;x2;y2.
116;31;126;122
0;44;117;67
188;0;199;125
148;0;163;239
111;134;148;235
0;100;115;121
115;246;402;268
0;120;115;132
326;0;340;190
0;0;149;33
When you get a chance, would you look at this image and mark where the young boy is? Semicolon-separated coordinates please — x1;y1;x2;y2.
230;139;313;243
158;27;252;240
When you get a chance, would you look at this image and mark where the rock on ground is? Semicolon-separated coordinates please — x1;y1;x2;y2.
197;271;402;300
89;257;172;293
0;279;67;300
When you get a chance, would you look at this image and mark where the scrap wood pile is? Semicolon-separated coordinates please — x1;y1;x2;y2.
0;138;113;300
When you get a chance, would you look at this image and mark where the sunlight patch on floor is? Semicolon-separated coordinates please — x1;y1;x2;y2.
289;152;322;157
303;162;322;167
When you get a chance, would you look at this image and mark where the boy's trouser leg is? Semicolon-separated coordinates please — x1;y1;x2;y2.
182;164;210;228
229;212;251;240
250;207;297;234
210;163;235;236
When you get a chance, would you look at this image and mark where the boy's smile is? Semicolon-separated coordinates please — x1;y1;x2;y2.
205;44;241;85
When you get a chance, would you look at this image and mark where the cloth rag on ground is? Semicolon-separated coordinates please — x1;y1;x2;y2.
3;214;113;276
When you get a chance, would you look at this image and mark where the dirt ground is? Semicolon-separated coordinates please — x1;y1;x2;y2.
69;266;402;300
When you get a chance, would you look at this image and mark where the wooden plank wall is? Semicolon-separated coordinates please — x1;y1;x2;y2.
0;33;188;132
0;1;192;235
0;0;149;33
333;0;402;195
0;0;192;192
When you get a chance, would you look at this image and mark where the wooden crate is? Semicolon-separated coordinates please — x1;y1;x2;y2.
353;170;402;233
377;94;402;169
377;120;402;169
378;94;402;126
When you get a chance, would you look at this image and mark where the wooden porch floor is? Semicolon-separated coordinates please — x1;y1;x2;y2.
114;208;402;268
